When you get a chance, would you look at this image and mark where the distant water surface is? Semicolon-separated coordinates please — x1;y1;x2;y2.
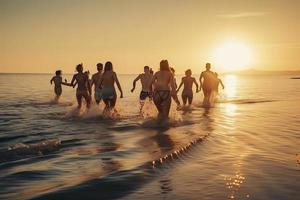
0;73;299;200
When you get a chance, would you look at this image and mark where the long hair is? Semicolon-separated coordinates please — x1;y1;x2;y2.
160;60;170;71
104;61;113;72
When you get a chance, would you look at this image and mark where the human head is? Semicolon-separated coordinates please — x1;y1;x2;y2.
144;66;150;73
55;70;62;76
160;60;170;71
104;61;113;72
96;63;103;72
170;67;175;74
84;71;90;77
76;63;83;72
150;68;154;74
185;69;192;77
205;63;211;70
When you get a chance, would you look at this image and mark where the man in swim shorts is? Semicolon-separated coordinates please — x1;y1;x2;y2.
131;66;153;111
91;63;103;104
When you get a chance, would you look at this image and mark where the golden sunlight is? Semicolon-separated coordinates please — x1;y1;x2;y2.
213;41;252;71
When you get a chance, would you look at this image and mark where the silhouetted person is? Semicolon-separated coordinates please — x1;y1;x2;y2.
150;60;176;120
131;66;153;111
50;70;71;101
199;63;216;107
214;72;225;93
98;61;123;112
71;64;91;109
91;63;103;104
176;69;199;106
170;67;181;109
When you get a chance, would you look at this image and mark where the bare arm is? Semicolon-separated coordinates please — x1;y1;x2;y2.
199;72;203;91
170;74;177;95
149;73;157;93
114;72;123;98
50;77;54;84
193;78;199;92
176;78;184;93
85;75;91;95
71;75;76;87
219;79;225;89
131;74;141;92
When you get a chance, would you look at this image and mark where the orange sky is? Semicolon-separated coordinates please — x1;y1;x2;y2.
0;0;299;74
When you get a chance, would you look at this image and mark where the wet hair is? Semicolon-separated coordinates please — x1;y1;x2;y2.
55;70;61;76
160;60;170;71
96;63;103;71
144;66;150;70
104;61;113;72
205;63;211;70
185;69;192;76
170;67;175;73
76;63;83;72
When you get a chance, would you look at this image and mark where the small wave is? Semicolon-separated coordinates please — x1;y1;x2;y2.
31;134;209;200
217;99;276;104
0;139;61;163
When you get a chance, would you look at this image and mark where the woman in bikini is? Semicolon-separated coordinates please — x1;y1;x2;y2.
150;60;176;120
98;61;123;112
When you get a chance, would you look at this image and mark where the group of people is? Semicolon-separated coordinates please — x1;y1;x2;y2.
50;60;224;119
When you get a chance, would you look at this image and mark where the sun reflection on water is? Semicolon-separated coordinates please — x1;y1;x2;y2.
224;75;237;99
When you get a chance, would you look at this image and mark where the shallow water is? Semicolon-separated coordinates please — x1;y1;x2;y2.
0;73;299;200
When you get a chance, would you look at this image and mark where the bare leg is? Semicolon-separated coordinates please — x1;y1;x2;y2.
162;97;171;119
83;93;91;109
182;94;187;106
76;93;83;109
188;94;193;105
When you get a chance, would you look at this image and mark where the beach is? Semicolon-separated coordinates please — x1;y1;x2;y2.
0;73;299;200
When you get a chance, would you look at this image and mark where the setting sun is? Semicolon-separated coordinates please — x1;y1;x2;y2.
213;41;252;71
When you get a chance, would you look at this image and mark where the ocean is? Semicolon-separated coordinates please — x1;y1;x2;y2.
0;73;299;200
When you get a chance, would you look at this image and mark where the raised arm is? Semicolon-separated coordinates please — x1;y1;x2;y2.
176;78;184;93
193;78;199;92
114;72;123;98
131;74;141;92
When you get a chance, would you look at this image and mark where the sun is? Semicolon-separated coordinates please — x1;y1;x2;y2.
213;41;252;71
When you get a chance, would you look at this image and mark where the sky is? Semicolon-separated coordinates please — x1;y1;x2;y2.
0;0;299;74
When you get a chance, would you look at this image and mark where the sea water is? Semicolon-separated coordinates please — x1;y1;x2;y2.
0;73;299;200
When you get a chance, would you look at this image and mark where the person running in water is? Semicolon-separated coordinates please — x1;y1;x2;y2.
176;69;199;106
91;63;103;104
150;60;176;120
50;70;71;101
199;63;216;108
98;61;123;112
131;66;153;111
170;67;181;109
214;72;225;93
70;64;91;109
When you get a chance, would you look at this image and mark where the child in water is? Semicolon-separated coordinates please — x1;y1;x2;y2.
176;69;199;106
50;70;70;101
